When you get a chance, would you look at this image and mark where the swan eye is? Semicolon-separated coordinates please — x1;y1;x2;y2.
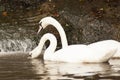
39;22;42;27
37;22;43;34
39;22;43;29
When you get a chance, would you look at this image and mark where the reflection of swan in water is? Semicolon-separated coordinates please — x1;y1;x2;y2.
30;59;46;74
29;33;118;63
45;62;111;75
37;17;120;58
30;59;111;79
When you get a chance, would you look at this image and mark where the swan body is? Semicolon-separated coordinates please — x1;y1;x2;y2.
29;33;118;63
29;33;117;63
37;16;120;58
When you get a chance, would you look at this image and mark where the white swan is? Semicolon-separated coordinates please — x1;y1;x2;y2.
29;33;118;63
37;16;120;58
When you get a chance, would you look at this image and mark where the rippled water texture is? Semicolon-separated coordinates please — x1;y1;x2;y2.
0;0;120;80
0;53;120;80
0;22;38;52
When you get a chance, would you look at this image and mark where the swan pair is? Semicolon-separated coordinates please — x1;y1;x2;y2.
29;17;120;63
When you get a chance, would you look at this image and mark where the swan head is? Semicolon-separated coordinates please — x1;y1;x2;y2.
37;17;55;34
29;33;57;59
29;46;42;59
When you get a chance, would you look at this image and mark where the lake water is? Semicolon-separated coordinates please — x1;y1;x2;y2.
0;53;120;80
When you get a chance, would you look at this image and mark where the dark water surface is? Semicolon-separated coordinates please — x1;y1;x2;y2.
0;53;120;80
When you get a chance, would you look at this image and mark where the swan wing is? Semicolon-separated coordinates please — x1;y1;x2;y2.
50;44;117;63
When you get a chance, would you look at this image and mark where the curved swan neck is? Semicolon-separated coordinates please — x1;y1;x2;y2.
38;33;57;55
52;20;68;48
41;17;68;48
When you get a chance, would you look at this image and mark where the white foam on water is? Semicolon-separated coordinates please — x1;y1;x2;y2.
0;38;37;53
